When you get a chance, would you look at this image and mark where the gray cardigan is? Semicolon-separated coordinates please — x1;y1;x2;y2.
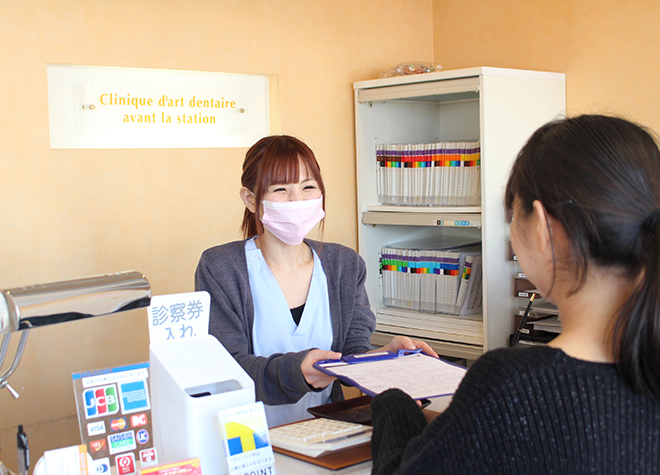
195;238;376;405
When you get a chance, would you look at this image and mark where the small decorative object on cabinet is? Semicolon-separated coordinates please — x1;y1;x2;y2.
354;67;566;361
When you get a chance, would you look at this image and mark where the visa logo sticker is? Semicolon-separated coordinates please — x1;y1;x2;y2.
84;384;119;419
87;421;106;437
118;380;151;414
108;430;137;455
89;439;107;453
130;413;147;428
110;418;127;431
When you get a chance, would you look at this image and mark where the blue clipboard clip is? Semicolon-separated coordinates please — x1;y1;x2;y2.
315;348;423;368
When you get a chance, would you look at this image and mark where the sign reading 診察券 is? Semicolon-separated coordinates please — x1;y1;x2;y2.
47;64;272;149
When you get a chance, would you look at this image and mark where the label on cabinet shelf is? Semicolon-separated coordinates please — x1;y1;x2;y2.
433;219;481;226
517;291;537;298
508;242;518;261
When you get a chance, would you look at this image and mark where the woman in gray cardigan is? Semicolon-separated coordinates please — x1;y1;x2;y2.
195;135;434;427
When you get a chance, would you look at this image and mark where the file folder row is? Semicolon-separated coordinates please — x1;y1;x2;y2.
376;308;484;347
376;141;481;206
379;246;483;315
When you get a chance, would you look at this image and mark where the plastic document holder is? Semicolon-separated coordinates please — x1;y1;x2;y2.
150;335;255;475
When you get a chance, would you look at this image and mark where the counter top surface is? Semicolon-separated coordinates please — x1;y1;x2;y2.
272;395;452;474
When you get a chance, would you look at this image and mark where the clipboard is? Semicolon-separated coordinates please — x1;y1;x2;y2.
313;350;467;400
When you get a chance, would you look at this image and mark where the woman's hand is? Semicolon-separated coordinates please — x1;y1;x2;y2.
301;349;342;388
378;335;439;358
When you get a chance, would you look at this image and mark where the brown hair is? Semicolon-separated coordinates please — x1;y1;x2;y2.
241;135;326;239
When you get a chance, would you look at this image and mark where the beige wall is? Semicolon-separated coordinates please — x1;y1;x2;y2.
0;0;433;469
433;0;660;131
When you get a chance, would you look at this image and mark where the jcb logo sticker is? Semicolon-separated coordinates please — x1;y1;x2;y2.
83;384;119;419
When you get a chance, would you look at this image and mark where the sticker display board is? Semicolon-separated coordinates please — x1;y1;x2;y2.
72;362;157;475
47;64;270;149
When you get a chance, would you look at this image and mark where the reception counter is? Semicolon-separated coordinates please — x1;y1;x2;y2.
1;395;453;474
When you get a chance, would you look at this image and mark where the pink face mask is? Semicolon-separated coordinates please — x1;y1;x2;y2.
260;196;325;245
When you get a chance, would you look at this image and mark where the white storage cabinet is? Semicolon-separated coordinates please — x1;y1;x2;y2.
354;67;566;360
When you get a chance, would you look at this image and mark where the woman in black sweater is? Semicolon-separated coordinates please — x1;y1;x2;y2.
370;115;660;474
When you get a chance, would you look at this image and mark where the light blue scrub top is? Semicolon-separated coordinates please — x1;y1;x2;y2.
245;238;334;428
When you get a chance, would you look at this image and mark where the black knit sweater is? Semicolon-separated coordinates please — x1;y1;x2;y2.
370;346;660;474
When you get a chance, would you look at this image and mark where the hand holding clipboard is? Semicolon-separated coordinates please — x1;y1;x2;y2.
313;349;467;400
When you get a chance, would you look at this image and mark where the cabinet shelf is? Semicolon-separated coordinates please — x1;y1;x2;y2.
354;67;566;360
370;330;483;361
357;76;479;104
377;307;483;340
362;211;482;227
366;205;481;213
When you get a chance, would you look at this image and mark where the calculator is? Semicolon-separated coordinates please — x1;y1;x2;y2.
269;418;372;457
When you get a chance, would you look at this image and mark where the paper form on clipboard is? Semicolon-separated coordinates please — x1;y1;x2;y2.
314;350;468;400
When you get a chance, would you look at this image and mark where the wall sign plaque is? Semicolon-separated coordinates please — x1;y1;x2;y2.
47;64;271;149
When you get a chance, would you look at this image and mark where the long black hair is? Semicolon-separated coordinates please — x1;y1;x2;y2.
505;114;660;399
